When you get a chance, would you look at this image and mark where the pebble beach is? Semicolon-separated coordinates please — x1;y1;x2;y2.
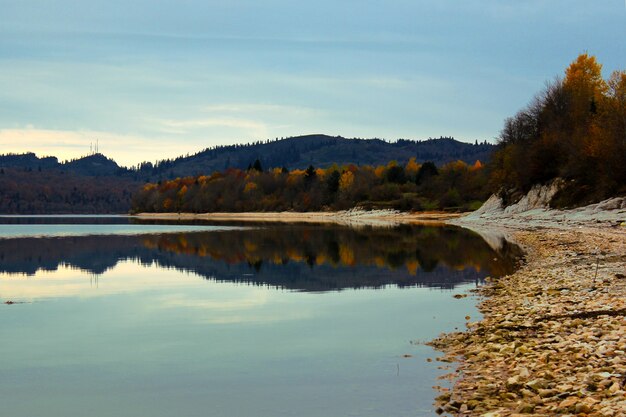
430;225;626;416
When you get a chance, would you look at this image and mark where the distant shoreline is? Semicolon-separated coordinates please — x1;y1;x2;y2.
133;209;462;226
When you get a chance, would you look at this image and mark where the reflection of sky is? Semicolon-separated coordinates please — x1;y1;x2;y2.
1;259;479;416
2;262;195;300
0;224;240;238
1;1;625;165
2;261;298;325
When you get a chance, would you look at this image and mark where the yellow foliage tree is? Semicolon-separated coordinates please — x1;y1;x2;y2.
564;53;608;121
405;157;419;177
339;171;354;191
339;244;355;266
445;160;468;171
564;53;607;95
374;165;386;179
243;182;258;193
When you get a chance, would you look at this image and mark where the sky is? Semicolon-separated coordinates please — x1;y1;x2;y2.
1;1;625;167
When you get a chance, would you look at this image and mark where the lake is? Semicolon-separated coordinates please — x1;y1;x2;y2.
0;216;520;417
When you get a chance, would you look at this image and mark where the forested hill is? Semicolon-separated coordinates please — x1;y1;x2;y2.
0;152;123;176
0;135;493;213
138;135;494;180
0;154;138;214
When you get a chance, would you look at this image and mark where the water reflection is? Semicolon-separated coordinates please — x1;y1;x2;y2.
0;220;520;417
0;224;520;291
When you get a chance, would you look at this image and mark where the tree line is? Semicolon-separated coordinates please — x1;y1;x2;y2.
131;158;489;213
0;168;140;213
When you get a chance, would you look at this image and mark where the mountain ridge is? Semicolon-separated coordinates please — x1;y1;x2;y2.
0;134;494;180
145;134;494;179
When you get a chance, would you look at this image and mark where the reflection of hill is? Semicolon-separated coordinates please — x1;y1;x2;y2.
0;235;146;275
0;224;521;291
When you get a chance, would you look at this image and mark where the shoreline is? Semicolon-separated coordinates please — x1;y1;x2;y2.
133;209;462;226
429;221;626;416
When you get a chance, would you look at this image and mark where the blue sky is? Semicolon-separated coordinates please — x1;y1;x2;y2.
1;1;625;166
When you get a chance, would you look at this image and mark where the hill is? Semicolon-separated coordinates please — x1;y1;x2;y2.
0;153;140;213
139;135;494;180
0;152;123;176
0;152;59;169
64;153;122;176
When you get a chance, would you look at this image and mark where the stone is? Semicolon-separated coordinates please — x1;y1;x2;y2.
526;379;547;392
507;375;521;389
502;392;518;400
558;396;579;412
443;402;459;413
574;402;592;414
537;388;559;398
516;402;535;413
467;399;480;410
608;382;620;394
519;367;530;379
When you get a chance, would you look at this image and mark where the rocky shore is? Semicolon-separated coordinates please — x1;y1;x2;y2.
429;225;626;416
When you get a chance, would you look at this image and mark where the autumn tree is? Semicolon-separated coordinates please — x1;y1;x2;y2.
490;53;626;206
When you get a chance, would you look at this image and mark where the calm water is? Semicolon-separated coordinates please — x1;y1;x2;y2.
0;217;520;417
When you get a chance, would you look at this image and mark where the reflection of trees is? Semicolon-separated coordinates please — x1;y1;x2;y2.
415;247;439;272
141;224;520;279
0;224;522;291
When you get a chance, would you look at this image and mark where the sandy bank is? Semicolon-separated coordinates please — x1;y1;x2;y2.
429;224;626;416
134;209;461;227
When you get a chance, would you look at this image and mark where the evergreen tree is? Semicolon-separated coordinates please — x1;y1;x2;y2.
416;161;438;185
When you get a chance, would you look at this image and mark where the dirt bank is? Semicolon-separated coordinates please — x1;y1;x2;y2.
429;225;626;416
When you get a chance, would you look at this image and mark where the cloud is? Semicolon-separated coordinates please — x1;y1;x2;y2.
157;117;269;136
154;291;314;325
0;261;195;301
151;102;324;138
201;103;320;115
